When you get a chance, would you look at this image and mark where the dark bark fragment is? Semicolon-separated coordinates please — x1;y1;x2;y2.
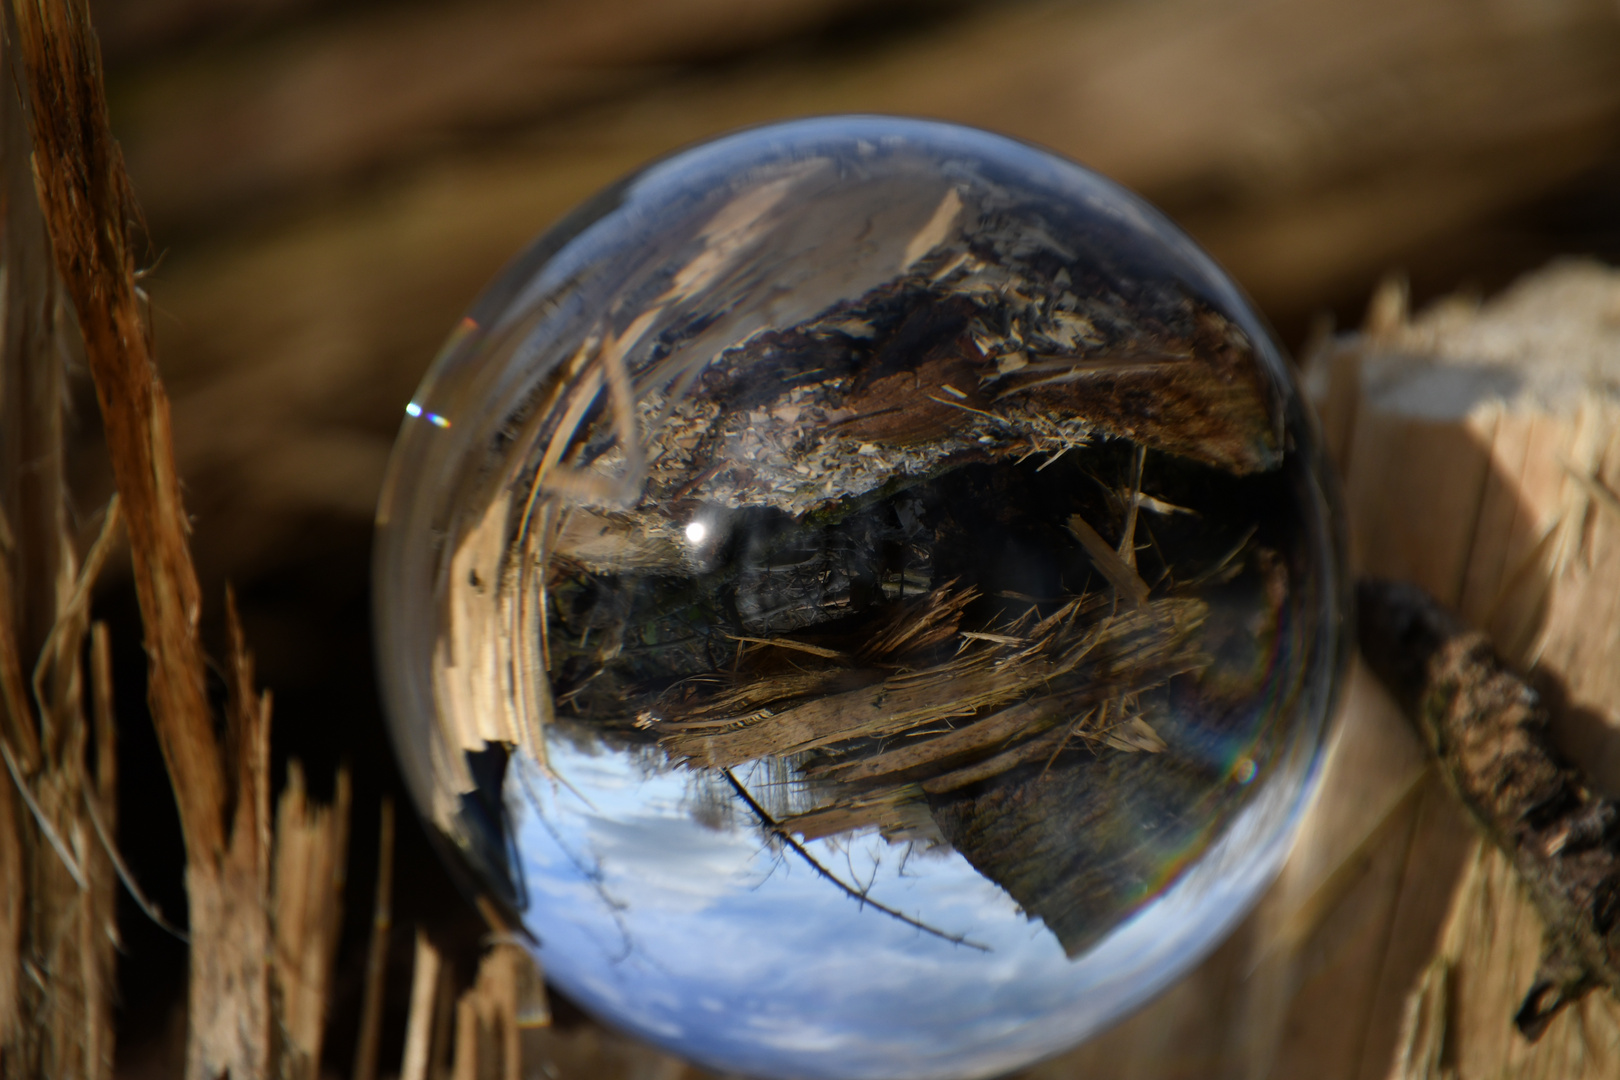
1357;577;1620;1040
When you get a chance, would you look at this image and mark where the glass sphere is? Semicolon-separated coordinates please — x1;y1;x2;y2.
374;116;1347;1080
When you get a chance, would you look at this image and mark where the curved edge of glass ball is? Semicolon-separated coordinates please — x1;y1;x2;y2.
373;115;1351;1079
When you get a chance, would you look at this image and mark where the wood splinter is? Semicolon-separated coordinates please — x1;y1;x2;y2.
1358;577;1620;1040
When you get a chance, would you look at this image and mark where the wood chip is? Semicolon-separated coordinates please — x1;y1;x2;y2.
1066;513;1151;608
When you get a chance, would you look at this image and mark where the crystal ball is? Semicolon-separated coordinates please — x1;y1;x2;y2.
374;116;1347;1079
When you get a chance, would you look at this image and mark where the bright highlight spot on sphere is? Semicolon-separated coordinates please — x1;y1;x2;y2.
684;521;708;545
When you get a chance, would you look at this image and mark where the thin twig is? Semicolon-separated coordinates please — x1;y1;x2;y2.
725;635;847;660
81;784;188;943
720;768;989;951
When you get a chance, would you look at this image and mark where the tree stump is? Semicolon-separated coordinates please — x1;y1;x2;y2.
1311;260;1620;1080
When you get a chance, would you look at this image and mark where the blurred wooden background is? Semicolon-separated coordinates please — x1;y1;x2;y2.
77;0;1620;1076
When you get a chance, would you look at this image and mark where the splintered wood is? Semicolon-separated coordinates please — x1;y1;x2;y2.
1319;265;1620;793
271;762;352;1080
4;3;364;1078
1242;261;1620;1080
656;592;1204;771
6;0;275;1072
1391;843;1620;1080
402;934;549;1080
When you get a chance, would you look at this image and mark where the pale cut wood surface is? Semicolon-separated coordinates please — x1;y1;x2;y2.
351;797;395;1080
400;929;445;1080
1317;261;1620;792
1306;260;1620;1080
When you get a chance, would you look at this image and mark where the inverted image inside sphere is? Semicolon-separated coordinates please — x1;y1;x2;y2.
375;116;1346;1080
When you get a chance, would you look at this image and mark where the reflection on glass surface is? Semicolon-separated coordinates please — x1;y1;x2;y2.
374;116;1348;1080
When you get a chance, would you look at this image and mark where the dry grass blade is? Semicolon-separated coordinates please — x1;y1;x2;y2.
857;583;977;659
1119;443;1146;569
0;526;39;768
89;622;113;803
1100;714;1168;754
5;8;280;1073
0;730;16;1042
0;508;38;767
727;635;848;660
992;353;1194;399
